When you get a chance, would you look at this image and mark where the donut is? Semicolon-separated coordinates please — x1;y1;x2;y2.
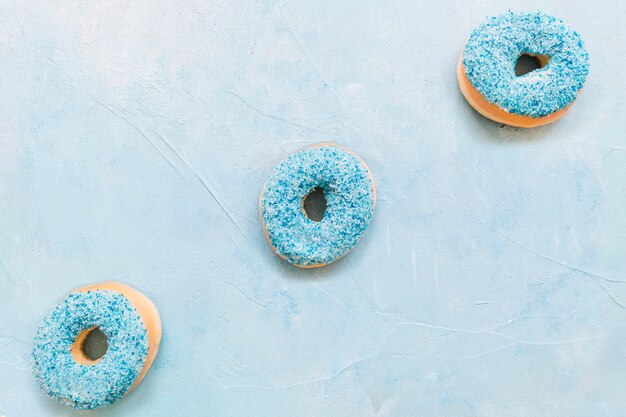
260;144;376;268
458;11;589;128
32;281;162;409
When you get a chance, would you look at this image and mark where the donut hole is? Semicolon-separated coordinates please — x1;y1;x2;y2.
82;327;108;360
303;187;327;222
72;326;108;365
515;53;549;76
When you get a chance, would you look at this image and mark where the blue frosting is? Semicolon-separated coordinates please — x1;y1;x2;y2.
463;11;589;117
32;290;149;409
261;145;375;267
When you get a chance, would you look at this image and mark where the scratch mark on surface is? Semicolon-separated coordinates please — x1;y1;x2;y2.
275;0;346;111
274;355;375;389
386;225;391;258
58;77;242;235
152;131;245;236
70;78;247;238
380;317;604;348
219;349;264;380
433;257;440;298
381;320;602;362
413;170;626;294
80;86;246;237
456;343;517;361
0;354;29;371
223;354;376;390
0;257;23;289
346;273;379;314
601;147;626;160
29;56;185;180
373;275;383;314
345;274;400;322
380;320;492;341
411;249;417;285
513;336;602;346
0;335;29;346
222;90;310;130
565;146;626;226
77;88;183;177
223;281;268;309
596;282;626;310
310;278;365;326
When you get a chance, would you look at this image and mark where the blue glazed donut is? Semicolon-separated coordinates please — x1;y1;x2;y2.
260;144;376;268
458;11;589;127
32;282;162;409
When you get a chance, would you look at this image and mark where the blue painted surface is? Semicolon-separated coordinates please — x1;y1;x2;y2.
0;1;625;416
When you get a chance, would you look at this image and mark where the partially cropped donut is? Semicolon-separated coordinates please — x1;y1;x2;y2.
32;281;162;409
260;144;376;268
458;11;589;127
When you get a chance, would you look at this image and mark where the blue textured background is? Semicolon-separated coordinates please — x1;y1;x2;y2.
1;1;625;416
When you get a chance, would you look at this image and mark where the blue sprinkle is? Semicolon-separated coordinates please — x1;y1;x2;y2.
32;290;148;409
463;11;589;117
261;145;375;267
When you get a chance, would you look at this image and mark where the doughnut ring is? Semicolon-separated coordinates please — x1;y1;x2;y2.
32;281;162;409
260;144;376;268
458;11;589;127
